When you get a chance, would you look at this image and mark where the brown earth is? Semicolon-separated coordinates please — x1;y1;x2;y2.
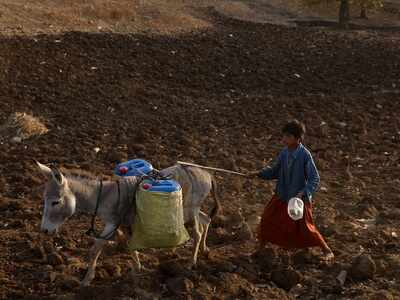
1;2;400;300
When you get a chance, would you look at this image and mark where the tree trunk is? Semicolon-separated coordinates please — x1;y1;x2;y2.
360;4;368;19
339;0;350;28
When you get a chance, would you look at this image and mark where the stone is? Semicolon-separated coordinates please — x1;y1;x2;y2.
42;241;55;253
252;247;277;269
271;268;302;291
166;277;194;295
55;294;76;300
159;260;188;277
103;262;122;278
211;214;229;228
371;290;394;300
234;222;253;241
336;270;347;286
213;227;231;243
106;149;128;163
56;274;80;290
349;254;376;280
292;249;313;265
133;288;159;300
216;261;237;273
96;268;110;280
47;252;65;266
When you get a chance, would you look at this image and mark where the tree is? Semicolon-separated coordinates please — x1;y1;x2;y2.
339;0;350;28
301;0;384;29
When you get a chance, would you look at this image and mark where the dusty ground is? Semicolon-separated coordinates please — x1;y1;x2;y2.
0;1;400;300
0;0;399;36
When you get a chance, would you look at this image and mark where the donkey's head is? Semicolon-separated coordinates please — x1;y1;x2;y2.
36;161;76;234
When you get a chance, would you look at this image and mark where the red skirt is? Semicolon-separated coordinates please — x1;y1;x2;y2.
258;195;327;249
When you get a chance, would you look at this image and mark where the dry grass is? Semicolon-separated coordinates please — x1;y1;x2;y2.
0;0;398;36
0;112;48;142
0;0;216;35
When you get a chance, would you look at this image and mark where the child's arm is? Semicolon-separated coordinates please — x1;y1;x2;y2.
301;154;320;201
249;153;282;180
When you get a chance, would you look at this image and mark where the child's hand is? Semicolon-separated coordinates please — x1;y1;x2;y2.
247;171;260;178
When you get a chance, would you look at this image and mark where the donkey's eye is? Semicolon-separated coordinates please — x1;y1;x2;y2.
51;201;60;207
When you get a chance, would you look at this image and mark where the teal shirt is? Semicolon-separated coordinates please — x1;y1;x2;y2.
258;144;320;203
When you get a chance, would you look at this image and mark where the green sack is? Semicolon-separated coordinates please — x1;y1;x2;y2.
128;183;190;250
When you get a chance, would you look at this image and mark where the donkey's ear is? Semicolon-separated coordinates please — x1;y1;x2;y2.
35;161;53;179
50;166;65;186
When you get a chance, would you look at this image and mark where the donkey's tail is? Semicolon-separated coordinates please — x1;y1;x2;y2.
209;176;221;219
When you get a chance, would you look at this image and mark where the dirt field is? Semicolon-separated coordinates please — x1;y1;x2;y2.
0;1;400;299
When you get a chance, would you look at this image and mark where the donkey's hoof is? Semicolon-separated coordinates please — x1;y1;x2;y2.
202;247;210;256
81;279;92;287
81;272;95;287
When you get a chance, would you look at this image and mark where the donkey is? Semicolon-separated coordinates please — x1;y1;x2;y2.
36;161;220;286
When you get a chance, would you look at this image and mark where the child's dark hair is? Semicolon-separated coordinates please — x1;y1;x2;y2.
282;119;306;140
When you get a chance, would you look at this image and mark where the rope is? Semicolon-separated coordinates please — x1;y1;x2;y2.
86;179;103;238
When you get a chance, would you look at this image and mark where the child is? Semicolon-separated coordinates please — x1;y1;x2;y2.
248;120;334;260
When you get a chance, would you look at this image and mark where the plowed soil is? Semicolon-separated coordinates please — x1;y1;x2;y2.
1;7;400;300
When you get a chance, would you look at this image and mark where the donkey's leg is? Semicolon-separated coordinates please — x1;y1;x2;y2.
82;224;115;286
82;238;107;286
191;211;203;267
199;211;211;255
131;251;142;271
113;228;125;250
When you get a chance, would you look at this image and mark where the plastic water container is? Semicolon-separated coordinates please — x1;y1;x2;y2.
114;159;153;177
287;197;304;221
141;179;181;193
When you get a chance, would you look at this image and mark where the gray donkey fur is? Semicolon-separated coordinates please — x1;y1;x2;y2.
36;161;220;286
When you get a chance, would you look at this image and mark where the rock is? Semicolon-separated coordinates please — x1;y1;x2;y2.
383;254;400;275
166;277;194;295
246;215;261;231
219;272;251;295
96;268;110;280
271;268;302;291
133;288;158;300
375;259;389;275
229;211;245;225
50;272;58;283
54;264;67;272
216;261;237;273
252;247;277;269
56;274;80;290
371;290;394;300
9;220;24;228
103;262;122;278
192;291;212;300
385;208;400;219
212;214;229;228
213;227;231;243
131;143;146;155
106;149;127;163
55;294;75;300
234;221;253;241
30;244;46;260
76;286;114;299
360;204;379;218
336;270;347;286
11;136;22;143
158;260;188;277
349;254;376;280
47;252;65;266
292;249;313;265
42;241;55;253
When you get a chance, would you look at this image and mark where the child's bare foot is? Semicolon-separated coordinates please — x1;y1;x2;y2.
321;249;335;261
